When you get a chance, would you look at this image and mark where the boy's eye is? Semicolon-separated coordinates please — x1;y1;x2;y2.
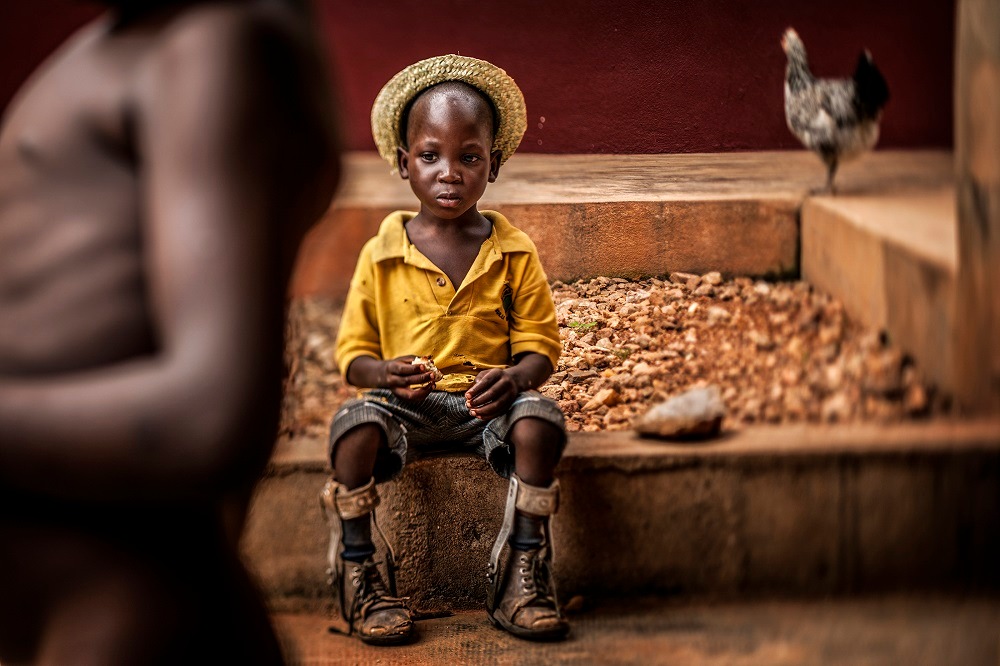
462;154;482;163
420;153;437;162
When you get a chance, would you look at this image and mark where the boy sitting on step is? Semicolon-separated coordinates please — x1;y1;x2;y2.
321;54;569;645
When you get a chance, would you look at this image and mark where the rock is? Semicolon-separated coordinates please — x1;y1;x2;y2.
903;383;929;415
558;399;580;415
540;385;564;400
863;349;904;395
707;306;731;325
823;364;844;391
748;330;775;350
669;271;700;285
865;395;903;422
632;361;654;375
818;324;843;346
633;385;726;440
583;387;621;411
568;370;599;383
603;406;631;426
693;284;715;297
821;392;852;422
702;271;723;286
786;336;805;359
717;285;738;300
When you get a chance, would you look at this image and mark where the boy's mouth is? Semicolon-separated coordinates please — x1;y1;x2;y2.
436;192;462;207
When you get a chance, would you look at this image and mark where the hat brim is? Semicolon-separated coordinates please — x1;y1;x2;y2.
371;54;527;172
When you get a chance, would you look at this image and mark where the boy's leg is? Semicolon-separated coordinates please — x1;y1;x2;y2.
511;417;561;486
324;422;414;645
487;416;570;641
333;424;381;563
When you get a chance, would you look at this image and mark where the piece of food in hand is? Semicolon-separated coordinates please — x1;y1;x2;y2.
410;356;444;388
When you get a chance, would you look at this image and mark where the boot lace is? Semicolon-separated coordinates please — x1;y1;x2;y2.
516;549;556;607
346;559;408;630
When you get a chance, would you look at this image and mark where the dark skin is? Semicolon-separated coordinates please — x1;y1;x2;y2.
336;83;561;490
0;1;339;663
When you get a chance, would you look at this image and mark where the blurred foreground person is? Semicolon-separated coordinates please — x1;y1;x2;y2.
0;0;339;663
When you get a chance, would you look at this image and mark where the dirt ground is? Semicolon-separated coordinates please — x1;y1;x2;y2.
279;273;950;441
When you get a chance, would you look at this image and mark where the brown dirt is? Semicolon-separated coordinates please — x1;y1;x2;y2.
279;273;951;440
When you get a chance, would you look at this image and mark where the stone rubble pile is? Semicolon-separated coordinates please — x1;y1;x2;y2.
280;273;949;440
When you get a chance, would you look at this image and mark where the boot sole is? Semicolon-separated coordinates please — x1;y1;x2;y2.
359;626;417;647
487;610;570;642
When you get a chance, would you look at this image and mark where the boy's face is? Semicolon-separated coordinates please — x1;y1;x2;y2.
397;85;501;220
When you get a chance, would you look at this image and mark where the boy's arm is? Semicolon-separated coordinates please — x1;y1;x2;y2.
0;11;339;502
334;254;436;399
346;356;437;401
466;248;561;419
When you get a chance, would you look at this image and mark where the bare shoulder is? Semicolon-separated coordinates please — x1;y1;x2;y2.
155;2;310;58
137;3;327;102
133;2;335;136
132;1;339;222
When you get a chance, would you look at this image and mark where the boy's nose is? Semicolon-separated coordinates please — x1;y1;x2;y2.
438;161;462;183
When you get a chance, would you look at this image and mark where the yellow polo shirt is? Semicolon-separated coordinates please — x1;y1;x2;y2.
335;210;561;392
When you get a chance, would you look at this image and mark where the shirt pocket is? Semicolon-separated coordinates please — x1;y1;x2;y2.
466;279;513;332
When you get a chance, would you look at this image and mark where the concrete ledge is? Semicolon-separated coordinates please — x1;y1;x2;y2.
802;188;956;392
242;420;1000;613
291;151;951;300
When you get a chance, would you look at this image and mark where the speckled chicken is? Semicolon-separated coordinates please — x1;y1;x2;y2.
782;27;889;193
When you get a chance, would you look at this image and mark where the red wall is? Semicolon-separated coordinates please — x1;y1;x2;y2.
1;1;954;153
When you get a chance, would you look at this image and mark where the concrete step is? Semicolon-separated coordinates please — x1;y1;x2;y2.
291;150;951;300
802;187;957;397
272;595;1000;665
241;419;1000;614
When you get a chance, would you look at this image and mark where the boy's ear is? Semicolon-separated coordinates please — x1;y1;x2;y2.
488;150;502;183
397;147;410;179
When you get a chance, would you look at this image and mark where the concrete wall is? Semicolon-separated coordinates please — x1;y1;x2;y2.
1;1;954;153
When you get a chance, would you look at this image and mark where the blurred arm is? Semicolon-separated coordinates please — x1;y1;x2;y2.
0;9;339;502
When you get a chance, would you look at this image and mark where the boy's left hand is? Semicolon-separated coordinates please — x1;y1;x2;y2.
465;368;519;420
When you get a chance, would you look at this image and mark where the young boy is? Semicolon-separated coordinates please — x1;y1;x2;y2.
0;1;339;663
322;54;569;645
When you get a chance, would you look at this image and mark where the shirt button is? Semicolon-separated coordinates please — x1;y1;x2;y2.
436;277;446;287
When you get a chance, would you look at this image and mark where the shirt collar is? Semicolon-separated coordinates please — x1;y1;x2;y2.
369;210;535;264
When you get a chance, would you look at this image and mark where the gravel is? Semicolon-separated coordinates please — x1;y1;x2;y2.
280;274;951;440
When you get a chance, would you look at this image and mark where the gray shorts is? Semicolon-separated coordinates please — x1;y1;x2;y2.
327;389;566;482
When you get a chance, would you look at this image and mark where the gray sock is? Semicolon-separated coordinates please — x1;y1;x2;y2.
509;510;546;551
341;514;375;562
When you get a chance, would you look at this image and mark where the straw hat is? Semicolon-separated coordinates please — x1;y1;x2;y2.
371;54;527;172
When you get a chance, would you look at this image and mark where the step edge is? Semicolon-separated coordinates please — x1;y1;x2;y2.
266;418;1000;475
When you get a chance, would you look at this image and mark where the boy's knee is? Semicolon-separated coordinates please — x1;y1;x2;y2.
509;417;564;455
331;423;383;459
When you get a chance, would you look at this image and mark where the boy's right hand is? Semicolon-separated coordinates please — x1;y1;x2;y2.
380;355;436;401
